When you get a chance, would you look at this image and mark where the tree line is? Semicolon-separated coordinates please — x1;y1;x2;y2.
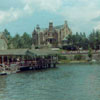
2;29;100;50
3;29;32;49
63;30;100;50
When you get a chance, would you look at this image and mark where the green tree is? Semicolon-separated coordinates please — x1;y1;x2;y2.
12;34;22;49
21;32;32;48
3;29;10;39
66;32;89;50
88;48;92;60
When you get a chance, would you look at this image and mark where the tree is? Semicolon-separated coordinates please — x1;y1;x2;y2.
3;29;10;39
88;48;92;60
12;34;23;49
89;30;100;50
65;32;89;50
21;32;32;49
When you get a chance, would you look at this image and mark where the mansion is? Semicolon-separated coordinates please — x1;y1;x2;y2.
32;21;72;48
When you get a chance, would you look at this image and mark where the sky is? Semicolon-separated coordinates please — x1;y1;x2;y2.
0;0;100;36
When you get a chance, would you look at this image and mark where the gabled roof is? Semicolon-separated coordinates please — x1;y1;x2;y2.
0;32;8;43
0;39;7;49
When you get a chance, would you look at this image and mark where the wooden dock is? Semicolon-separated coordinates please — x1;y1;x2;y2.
0;49;59;74
19;57;57;71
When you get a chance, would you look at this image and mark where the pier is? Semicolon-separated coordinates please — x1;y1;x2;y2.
0;49;59;75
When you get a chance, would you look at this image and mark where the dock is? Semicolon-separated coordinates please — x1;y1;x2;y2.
0;49;59;75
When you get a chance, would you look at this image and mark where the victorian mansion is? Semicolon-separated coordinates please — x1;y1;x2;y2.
32;21;72;48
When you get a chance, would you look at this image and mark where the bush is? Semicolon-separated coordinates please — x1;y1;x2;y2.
74;54;83;60
35;46;39;49
88;48;92;60
58;55;67;60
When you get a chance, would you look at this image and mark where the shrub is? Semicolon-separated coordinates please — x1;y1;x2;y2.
35;46;39;49
58;55;67;60
88;48;92;60
74;54;83;60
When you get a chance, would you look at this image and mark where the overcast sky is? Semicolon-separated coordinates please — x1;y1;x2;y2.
0;0;100;35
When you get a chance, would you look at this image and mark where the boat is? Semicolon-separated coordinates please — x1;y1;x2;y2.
0;71;7;75
0;64;20;75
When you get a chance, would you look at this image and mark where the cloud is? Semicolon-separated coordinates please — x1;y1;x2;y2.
91;16;100;30
92;16;100;22
58;0;100;33
0;0;100;33
22;0;62;12
0;7;33;25
0;0;62;25
0;8;21;24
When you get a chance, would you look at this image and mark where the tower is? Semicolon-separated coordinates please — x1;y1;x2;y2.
49;21;53;31
36;24;40;31
32;29;38;47
64;20;68;25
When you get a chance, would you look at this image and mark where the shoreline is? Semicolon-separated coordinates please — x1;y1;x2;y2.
58;60;98;64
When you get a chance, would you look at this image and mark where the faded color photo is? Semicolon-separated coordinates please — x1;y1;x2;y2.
0;0;100;100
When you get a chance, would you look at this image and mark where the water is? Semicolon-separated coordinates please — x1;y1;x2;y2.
0;63;100;100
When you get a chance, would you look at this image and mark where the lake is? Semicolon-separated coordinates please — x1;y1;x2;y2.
0;63;100;100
